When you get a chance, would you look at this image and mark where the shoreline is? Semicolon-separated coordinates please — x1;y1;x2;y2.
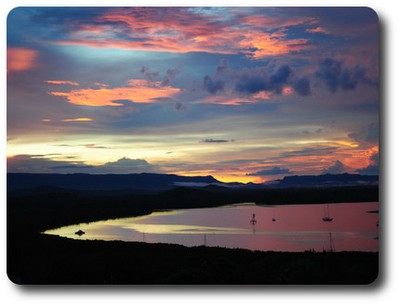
9;185;379;231
7;185;379;284
41;201;379;254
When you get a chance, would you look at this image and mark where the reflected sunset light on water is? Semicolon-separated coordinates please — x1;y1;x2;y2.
44;202;379;252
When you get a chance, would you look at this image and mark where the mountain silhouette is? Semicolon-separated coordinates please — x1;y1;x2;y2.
7;173;220;192
7;172;378;192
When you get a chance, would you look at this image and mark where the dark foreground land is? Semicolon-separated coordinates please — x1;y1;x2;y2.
8;185;379;285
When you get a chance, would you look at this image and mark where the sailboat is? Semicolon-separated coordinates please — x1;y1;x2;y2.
75;222;85;236
272;208;276;222
322;204;333;222
250;213;257;225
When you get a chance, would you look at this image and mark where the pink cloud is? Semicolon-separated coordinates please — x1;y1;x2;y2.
306;26;330;34
53;9;315;59
7;47;38;73
45;80;80;86
282;86;294;95
198;95;256;106
252;91;271;100
238;15;317;30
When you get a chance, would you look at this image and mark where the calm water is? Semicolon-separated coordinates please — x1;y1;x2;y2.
44;202;379;252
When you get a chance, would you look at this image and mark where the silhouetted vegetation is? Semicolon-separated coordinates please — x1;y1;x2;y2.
8;234;378;285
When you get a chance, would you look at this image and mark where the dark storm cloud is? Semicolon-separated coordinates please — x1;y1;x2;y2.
356;152;379;176
356;164;379;176
322;160;347;174
174;102;186;111
235;65;292;95
340;66;367;90
162;68;181;86
293;77;311;96
348;123;379;144
216;59;229;74
315;58;372;92
203;60;315;99
266;65;292;94
140;66;160;81
234;74;268;94
246;166;292;176
315;58;341;92
203;75;225;94
140;66;181;86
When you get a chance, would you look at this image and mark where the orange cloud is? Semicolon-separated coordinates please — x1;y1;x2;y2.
7;47;38;73
343;145;379;169
239;33;311;59
62;118;93;122
252;91;271;100
45;80;80;86
282;86;294;95
49;79;181;107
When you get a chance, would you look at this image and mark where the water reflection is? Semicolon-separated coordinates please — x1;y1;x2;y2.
44;202;379;252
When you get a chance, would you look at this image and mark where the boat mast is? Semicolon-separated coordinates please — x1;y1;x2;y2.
322;204;333;222
250;213;257;225
329;232;335;252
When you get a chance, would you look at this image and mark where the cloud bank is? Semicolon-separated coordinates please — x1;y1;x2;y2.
247;166;292;176
7;155;160;174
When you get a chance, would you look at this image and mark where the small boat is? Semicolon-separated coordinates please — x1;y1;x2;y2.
250;213;257;225
75;229;85;236
322;204;333;222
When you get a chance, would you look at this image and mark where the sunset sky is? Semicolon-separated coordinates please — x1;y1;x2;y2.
7;7;379;183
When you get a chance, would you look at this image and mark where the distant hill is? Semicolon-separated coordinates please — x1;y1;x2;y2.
7;172;379;193
7;173;221;192
268;173;379;188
